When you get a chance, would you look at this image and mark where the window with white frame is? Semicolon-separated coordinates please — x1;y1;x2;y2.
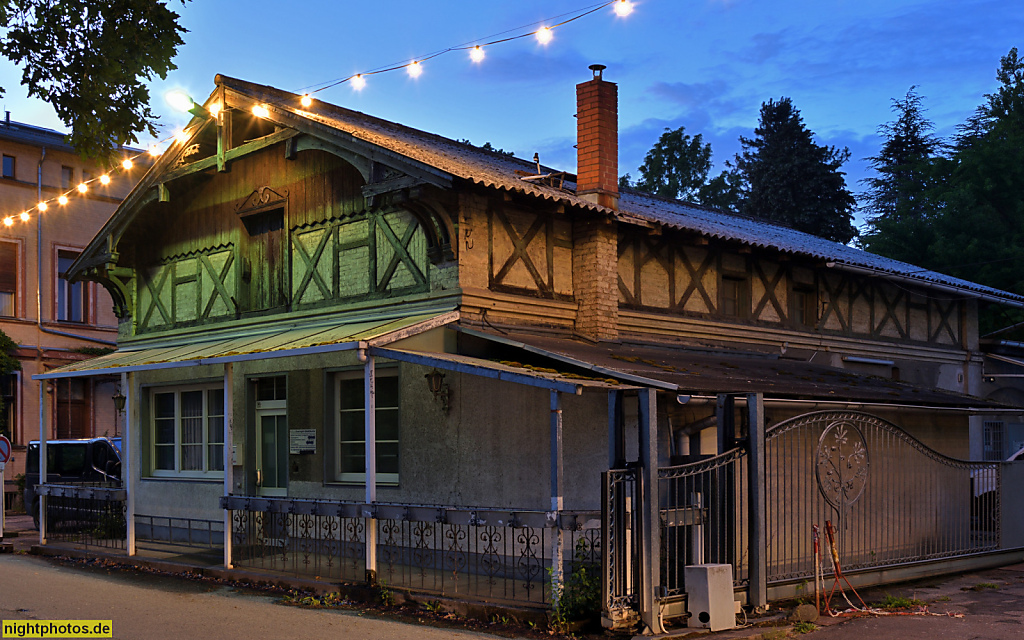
335;369;399;484
151;385;224;477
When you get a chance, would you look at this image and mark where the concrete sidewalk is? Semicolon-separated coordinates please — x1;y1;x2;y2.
659;563;1024;640
7;512;1024;639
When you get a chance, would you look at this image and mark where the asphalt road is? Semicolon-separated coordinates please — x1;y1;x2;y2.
704;562;1024;640
0;554;508;640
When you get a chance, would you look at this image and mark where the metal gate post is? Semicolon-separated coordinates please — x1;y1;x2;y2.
638;388;664;634
746;393;767;611
550;390;565;608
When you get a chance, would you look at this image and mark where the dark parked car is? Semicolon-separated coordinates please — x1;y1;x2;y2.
24;438;122;529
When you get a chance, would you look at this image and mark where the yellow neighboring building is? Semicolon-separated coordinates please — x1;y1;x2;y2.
0;115;142;511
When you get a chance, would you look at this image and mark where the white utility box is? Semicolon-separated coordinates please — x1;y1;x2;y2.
685;563;736;631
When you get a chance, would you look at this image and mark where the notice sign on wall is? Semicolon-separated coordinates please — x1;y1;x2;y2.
289;429;316;454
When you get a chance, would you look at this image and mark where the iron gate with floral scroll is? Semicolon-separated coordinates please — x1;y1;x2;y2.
765;411;999;584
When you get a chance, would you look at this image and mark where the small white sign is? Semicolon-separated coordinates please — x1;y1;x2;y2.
289;429;316;454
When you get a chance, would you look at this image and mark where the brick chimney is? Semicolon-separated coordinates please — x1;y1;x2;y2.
572;65;619;341
575;64;618;210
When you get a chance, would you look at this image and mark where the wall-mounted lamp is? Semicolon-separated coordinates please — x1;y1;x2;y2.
112;387;126;437
112;388;126;415
424;369;451;414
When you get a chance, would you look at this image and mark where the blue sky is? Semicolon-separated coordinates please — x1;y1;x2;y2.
2;0;1021;228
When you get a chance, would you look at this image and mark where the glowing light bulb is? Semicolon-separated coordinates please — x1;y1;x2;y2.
166;90;194;112
407;61;422;78
208;102;222;118
535;26;553;45
300;94;313;108
19;212;29;222
470;46;485;63
122;158;134;170
251;104;270;118
351;74;366;91
99;174;111;185
38;202;48;212
174;129;189;144
614;0;634;17
58;195;69;206
149;145;162;157
2;217;12;227
77;183;88;194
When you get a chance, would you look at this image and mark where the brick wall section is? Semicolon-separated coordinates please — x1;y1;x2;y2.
572;217;618;340
576;77;618;209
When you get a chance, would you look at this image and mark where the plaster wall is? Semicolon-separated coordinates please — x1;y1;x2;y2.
128;351;613;516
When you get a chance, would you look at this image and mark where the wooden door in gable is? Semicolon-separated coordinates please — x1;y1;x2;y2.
243;208;288;311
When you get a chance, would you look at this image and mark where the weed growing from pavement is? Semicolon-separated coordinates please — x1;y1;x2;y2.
877;594;925;610
423;600;443;614
375;581;396;607
792;621;817;633
760;629;787;640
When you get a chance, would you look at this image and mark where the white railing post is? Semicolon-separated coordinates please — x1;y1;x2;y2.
549;390;565;608
363;353;377;584
223;363;234;568
124;372;136;556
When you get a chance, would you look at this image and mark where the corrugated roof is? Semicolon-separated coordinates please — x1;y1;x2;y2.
213;76;1023;306
462;327;1008;409
616;191;1024;305
219;76;608;212
34;310;456;379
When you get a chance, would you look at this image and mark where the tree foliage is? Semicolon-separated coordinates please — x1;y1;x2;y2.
0;0;189;160
734;97;857;244
858;87;941;266
622;126;740;211
860;48;1024;334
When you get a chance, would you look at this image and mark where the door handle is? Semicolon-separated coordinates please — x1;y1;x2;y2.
256;468;262;487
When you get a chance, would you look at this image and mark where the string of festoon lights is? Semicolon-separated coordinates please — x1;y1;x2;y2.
3;0;635;228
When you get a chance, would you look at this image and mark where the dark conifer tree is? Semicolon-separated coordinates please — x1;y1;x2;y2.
734;98;857;244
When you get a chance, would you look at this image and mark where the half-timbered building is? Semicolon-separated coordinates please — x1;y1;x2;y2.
33;68;1024;631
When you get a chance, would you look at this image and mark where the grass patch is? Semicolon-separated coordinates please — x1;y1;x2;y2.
968;582;999;591
877;594;925;610
760;629;787;640
934;595;951;602
792;621;817;634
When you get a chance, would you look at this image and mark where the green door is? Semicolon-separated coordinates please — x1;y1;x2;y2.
255;401;287;497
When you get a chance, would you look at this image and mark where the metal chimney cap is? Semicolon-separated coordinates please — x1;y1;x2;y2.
589;64;606;79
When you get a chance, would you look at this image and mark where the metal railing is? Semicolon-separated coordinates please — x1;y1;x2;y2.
602;467;639;619
135;514;224;549
766;411;1000;585
658;449;749;598
222;496;598;607
38;483;126;550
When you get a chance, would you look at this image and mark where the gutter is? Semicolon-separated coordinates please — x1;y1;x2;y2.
682;394;1023;415
36;146;115;347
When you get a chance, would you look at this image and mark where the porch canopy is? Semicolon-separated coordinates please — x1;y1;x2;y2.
33;309;461;381
457;326;1014;411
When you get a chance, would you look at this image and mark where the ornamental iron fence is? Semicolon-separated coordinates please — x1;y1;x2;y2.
38;483;126;550
222;496;598;607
